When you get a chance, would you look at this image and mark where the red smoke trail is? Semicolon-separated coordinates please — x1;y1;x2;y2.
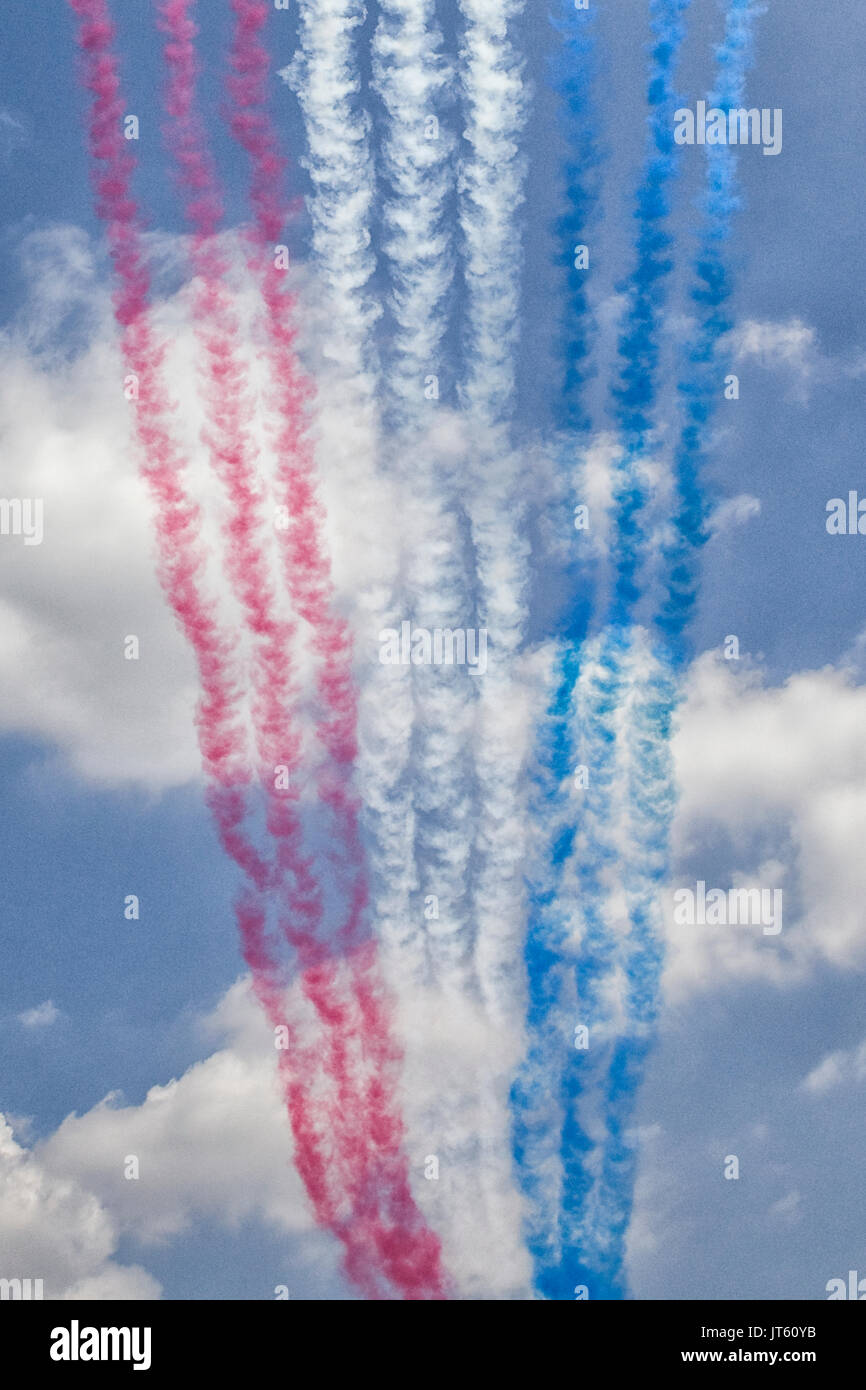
237;893;393;1299
65;0;384;1295
225;0;447;1298
155;0;390;1294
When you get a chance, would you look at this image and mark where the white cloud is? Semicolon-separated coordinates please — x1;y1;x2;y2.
733;317;817;374
708;492;761;534
2;972;531;1300
0;225;441;793
5;232;866;1299
768;1189;802;1225
801;1038;866;1096
665;650;866;1000
37;980;315;1245
0;229;201;789
18;1000;59;1029
0;980;335;1298
731;315;866;399
0;1116;161;1300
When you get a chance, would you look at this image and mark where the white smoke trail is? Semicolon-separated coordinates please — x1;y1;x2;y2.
372;0;476;1002
452;0;536;1295
365;0;539;1295
284;1;379;381
557;627;670;1278
289;0;537;1298
369;0;489;1296
457;0;530;1024
288;0;504;1295
281;4;424;986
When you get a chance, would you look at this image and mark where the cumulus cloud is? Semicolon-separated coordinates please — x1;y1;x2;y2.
37;980;315;1246
0;980;342;1298
18;1000;59;1029
666;649;866;1000
1;970;532;1300
2;973;531;1303
708;492;761;534
0;1116;161;1300
4;230;866;1300
0;228;200;789
0;225;452;793
731;315;866;400
733;316;818;375
801;1038;866;1096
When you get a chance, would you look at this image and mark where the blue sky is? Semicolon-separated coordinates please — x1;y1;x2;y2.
1;0;865;1300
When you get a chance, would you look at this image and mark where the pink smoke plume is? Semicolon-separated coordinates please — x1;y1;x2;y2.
156;0;398;1294
224;0;448;1299
68;0;446;1299
65;0;385;1298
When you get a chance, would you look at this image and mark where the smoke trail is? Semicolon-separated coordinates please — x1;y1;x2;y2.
571;0;765;1296
155;0;398;1294
237;895;390;1298
287;0;501;1298
291;0;527;1298
514;631;626;1299
545;0;693;1300
513;0;696;1300
372;0;478;1003
549;0;606;438
585;0;766;1274
280;0;431;1288
448;0;537;1296
566;0;692;947
571;632;675;1292
225;0;446;1299
660;0;764;653
226;0;372;975
286;0;380;385
609;0;692;622
372;0;455;417
64;0;353;1283
509;0;600;1296
283;0;424;987
457;0;529;1023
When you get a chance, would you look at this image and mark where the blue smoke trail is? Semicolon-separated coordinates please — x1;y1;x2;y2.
509;0;599;1295
551;0;601;439
610;0;692;622
518;0;692;1302
660;0;765;655
557;0;692;1298
515;0;764;1301
586;0;765;1298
